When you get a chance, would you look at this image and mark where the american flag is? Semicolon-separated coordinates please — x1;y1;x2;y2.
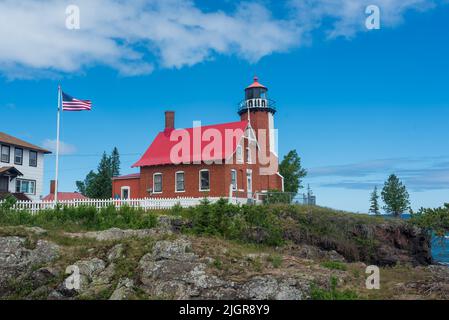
62;91;92;111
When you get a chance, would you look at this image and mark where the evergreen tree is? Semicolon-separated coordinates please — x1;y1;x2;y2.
94;152;113;198
111;147;120;177
279;150;307;195
369;186;380;215
76;170;96;196
381;174;410;217
76;148;120;199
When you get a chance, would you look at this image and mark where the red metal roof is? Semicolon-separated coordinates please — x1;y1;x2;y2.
245;76;267;90
42;192;88;201
133;120;248;167
112;173;140;180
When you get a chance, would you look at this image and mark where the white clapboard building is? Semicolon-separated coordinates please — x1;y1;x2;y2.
0;132;51;201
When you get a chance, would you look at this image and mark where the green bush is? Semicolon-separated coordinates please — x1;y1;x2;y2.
262;190;293;205
183;198;284;246
0;205;157;231
0;195;17;212
267;254;283;268
410;203;449;238
310;276;358;300
321;261;347;271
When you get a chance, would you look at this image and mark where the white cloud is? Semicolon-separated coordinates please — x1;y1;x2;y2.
42;139;77;155
0;0;444;78
288;0;438;38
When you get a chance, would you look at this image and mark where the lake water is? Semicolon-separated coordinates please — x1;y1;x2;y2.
400;214;449;265
431;237;449;265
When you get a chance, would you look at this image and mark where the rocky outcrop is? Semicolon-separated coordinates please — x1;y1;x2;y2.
64;227;170;241
282;213;432;266
0;236;59;292
110;278;135;300
138;238;307;300
0;220;443;300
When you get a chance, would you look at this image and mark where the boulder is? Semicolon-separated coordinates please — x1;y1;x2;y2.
0;237;59;290
239;276;305;300
110;278;135;300
64;227;170;241
107;244;125;262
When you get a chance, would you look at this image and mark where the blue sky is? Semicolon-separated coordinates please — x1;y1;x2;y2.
0;0;448;212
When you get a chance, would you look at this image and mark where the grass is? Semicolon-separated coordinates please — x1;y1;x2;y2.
267;254;283;268
321;261;347;271
310;276;359;300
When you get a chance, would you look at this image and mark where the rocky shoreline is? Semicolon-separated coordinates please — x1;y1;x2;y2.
0;217;447;300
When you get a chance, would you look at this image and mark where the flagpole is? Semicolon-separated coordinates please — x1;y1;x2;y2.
54;85;61;205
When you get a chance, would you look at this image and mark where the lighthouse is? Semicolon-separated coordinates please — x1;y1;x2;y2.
238;76;277;158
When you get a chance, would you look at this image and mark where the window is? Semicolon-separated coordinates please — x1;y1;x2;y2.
153;173;162;193
16;179;36;195
1;145;10;163
246;147;252;164
175;171;185;192
199;170;210;191
14;148;23;165
231;170;237;191
236;145;243;163
121;187;130;199
29;150;38;167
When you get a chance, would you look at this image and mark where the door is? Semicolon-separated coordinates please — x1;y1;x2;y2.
246;170;252;199
0;177;8;192
121;187;130;200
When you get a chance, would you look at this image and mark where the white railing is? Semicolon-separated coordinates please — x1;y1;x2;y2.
0;197;251;214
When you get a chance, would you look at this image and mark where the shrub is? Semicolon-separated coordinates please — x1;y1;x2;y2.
184;198;284;246
267;254;283;268
0;195;17;212
262;190;293;205
410;203;449;238
310;276;358;300
0;205;157;231
321;261;347;271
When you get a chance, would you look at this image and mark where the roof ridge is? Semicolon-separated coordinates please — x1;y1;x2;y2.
0;132;51;154
157;120;248;133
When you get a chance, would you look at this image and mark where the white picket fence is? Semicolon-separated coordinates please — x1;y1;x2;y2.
0;197;251;214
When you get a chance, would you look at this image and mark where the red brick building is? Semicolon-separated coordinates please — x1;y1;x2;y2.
112;77;283;200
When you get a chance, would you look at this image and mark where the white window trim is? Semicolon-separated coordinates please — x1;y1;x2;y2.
199;169;210;192
231;169;237;191
236;144;243;164
246;146;252;164
175;171;186;193
16;179;36;195
153;173;163;194
120;186;130;199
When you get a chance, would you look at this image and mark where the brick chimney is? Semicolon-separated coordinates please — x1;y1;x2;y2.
50;180;56;194
165;111;175;131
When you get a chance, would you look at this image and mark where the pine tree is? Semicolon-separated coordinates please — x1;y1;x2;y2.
369;186;380;215
94;152;113;199
111;147;120;177
279;150;307;195
381;174;410;217
75;148;120;199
